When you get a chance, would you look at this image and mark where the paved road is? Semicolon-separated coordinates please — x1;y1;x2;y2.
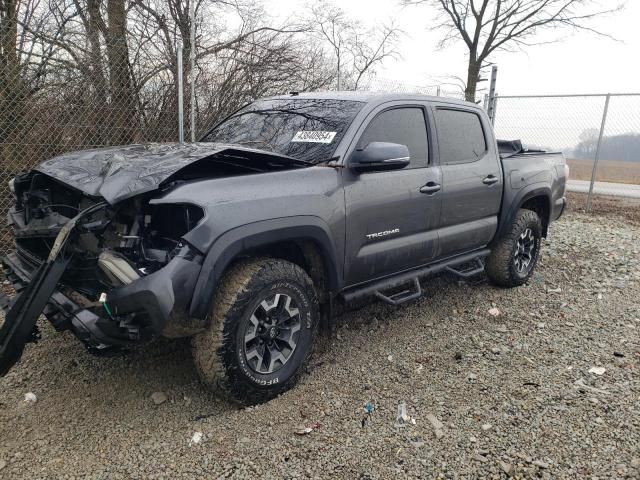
567;179;640;199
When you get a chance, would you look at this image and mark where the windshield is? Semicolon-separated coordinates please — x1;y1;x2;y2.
201;98;365;163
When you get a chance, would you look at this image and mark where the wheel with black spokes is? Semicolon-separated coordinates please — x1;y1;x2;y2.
193;258;318;405
487;209;543;287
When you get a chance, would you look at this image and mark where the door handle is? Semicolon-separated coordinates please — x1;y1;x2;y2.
483;175;499;185
419;182;441;194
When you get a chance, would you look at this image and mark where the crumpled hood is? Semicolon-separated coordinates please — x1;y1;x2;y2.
35;142;305;204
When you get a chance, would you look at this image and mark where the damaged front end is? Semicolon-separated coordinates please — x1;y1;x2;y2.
0;171;205;374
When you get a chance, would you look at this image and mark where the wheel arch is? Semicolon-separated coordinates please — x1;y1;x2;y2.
189;216;340;319
495;184;552;243
520;195;551;236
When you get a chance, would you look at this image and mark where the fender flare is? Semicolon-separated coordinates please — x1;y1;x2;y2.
189;216;340;319
495;183;552;241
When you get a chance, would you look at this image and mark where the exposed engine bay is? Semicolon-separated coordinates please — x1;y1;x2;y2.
2;171;207;359
10;171;204;296
0;142;310;377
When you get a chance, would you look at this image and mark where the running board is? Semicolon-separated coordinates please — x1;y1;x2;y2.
341;249;490;305
445;257;486;278
374;278;422;306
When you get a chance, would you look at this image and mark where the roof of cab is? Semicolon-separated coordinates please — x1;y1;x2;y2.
268;90;474;107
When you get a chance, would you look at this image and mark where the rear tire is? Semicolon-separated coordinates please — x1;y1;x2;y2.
192;258;318;405
486;209;542;288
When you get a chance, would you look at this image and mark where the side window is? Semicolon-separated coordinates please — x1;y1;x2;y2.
435;109;487;164
356;107;428;169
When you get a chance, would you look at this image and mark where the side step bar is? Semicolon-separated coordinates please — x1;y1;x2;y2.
445;257;486;278
342;249;490;306
374;278;422;306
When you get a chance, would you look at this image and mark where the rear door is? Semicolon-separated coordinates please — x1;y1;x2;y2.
343;103;442;286
432;106;502;258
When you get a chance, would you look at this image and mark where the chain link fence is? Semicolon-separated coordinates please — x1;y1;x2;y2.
0;39;182;252
358;77;466;100
493;93;640;209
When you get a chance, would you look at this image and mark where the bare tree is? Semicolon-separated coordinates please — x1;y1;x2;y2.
349;22;401;90
404;0;622;101
311;1;401;91
1;0;64;166
1;0;356;174
311;1;348;89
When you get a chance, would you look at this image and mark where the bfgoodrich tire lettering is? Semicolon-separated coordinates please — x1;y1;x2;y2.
192;258;318;405
486;209;543;288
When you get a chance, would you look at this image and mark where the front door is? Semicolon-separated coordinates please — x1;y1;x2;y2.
343;105;442;286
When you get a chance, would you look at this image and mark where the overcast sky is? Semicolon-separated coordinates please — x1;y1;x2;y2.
272;0;639;96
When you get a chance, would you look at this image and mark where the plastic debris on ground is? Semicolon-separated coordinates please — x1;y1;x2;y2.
362;401;375;428
295;422;321;435
189;431;203;445
24;392;37;403
488;307;501;317
395;401;416;427
588;366;606;375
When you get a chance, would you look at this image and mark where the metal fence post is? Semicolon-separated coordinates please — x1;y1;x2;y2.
487;65;498;123
491;93;498;126
177;43;184;145
189;0;196;142
586;93;611;212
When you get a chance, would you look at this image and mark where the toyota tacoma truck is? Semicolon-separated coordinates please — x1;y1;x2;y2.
0;92;567;405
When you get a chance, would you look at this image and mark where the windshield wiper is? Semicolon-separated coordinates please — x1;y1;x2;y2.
311;156;342;167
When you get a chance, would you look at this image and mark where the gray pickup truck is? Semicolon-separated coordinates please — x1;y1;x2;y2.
0;92;567;404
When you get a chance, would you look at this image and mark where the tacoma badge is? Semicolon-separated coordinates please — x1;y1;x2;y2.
366;228;400;240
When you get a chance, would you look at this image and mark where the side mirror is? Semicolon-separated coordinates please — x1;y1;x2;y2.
349;142;411;172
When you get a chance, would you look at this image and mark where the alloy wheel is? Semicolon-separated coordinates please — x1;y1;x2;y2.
513;227;536;274
243;293;301;374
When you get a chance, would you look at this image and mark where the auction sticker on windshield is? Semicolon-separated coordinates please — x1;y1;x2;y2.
291;131;337;143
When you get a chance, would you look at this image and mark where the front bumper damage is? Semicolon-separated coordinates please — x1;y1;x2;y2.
0;143;305;377
0;201;204;376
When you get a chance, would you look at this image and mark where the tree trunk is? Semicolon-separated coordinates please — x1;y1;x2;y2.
85;0;109;145
465;57;481;103
106;0;137;144
0;0;24;171
86;0;108;103
0;0;19;69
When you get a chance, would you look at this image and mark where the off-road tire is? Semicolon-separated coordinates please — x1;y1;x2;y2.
192;258;318;405
486;209;543;288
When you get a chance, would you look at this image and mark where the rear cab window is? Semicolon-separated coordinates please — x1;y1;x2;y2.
356;107;429;169
435;108;487;164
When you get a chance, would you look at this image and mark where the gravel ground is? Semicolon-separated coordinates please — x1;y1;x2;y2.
1;207;639;479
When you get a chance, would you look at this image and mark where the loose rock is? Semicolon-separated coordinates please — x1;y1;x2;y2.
150;391;168;405
499;461;514;476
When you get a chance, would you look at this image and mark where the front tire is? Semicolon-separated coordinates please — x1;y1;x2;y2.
486;209;543;287
192;258;318;405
